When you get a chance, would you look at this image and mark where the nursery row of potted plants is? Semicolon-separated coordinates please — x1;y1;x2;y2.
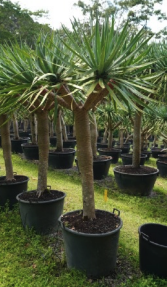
0;17;167;278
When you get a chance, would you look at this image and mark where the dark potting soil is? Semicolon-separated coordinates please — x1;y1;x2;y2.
115;165;157;174
22;143;38;147
0;175;28;184
61;210;120;234
49;149;73;154
19;190;64;202
93;155;112;162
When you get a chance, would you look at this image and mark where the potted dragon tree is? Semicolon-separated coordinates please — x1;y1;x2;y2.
0;112;29;209
0;41;66;234
48;18;158;277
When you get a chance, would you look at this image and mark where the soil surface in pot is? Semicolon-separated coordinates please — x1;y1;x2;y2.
49;148;73;154
19;190;64;202
61;210;120;234
22;143;38;147
116;165;157;174
93;155;111;161
0;175;27;183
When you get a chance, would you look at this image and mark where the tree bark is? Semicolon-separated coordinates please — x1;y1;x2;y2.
12;113;20;139
0;114;14;181
30;113;37;144
36;110;49;195
132;110;142;168
74;108;95;220
55;109;63;151
90;113;98;158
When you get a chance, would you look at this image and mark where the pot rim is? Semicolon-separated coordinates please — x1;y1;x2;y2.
138;223;167;249
59;209;123;237
113;166;159;176
49;148;76;155
0;175;29;186
16;190;66;204
98;148;122;153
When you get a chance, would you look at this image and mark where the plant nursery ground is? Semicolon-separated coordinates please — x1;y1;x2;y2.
0;149;167;287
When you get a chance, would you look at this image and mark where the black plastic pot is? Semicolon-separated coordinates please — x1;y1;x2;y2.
63;140;76;148
21;143;39;160
114;166;159;196
93;156;112;180
115;145;130;154
0;175;29;209
141;151;152;161
138;223;167;278
11;138;30;153
16;190;66;234
156;160;167;177
59;209;123;278
75;156;112;180
96;143;108;149
50;136;57;147
121;153;147;165
157;154;167;162
19;131;31;137
48;148;76;169
98;148;122;164
151;148;166;158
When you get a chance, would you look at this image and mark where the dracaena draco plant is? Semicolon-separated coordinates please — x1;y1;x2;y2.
0;18;158;220
96;101;124;148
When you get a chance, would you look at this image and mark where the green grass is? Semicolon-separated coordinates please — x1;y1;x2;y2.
0;149;167;286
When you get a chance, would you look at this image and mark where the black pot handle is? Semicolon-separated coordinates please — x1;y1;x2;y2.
140;232;150;242
113;208;120;217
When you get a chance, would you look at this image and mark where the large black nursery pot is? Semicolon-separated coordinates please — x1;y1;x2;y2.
11;137;30;153
50;136;57;147
21;143;39;160
138;223;167;278
98;148;122;164
141;150;152;161
114;166;159;196
59;208;123;278
48;148;76;169
115;144;130;154
16;190;66;234
63;140;77;149
151;148;166;159
121;153;147;166
75;155;112;180
156;160;167;177
0;175;29;209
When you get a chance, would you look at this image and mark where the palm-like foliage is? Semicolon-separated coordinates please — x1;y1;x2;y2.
0;17;160;219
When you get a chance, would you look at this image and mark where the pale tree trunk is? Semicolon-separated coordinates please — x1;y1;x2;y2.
153;135;157;147
36;111;49;196
74;109;95;220
73;122;76;137
141;133;145;151
0;114;14;181
132;110;142;168
13;113;20;139
108;118;113;149
55;109;63;151
61;114;68;141
119;128;124;148
90;113;98;158
101;126;108;143
49;119;54;137
30;113;37;144
23;118;29;132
